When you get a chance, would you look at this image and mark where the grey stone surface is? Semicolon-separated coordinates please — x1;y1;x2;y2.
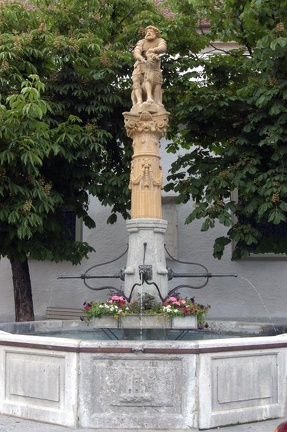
0;414;284;431
0;332;79;427
1;325;287;430
125;218;168;301
79;350;196;429
198;346;286;428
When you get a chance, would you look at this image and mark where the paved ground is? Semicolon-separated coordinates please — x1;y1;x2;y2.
0;415;285;432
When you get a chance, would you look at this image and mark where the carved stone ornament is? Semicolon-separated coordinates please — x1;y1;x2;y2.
123;111;169;139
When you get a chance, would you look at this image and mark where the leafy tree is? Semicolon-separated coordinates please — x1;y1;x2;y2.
164;0;287;260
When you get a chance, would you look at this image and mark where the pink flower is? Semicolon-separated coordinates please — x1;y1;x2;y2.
168;296;177;302
110;295;125;305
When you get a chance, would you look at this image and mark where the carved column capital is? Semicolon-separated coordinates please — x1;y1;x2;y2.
123;110;169;139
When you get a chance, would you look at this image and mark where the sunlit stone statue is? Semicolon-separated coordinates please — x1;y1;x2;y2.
131;26;167;108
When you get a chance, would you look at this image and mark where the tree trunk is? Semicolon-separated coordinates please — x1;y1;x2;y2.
10;257;35;322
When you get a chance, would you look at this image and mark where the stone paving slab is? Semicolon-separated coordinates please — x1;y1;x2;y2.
0;415;285;432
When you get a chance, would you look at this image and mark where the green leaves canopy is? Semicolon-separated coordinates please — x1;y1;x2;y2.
3;0;285;263
165;0;287;259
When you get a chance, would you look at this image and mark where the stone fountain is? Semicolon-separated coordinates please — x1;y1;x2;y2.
0;26;286;431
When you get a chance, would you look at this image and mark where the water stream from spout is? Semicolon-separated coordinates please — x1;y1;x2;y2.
240;276;278;334
47;281;55;310
139;243;148;341
139;271;143;341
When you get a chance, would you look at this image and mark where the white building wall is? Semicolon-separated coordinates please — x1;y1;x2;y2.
0;139;286;324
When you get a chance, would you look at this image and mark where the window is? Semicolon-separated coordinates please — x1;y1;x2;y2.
232;190;287;258
62;210;83;242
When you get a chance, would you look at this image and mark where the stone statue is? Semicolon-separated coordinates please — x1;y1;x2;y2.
132;26;167;107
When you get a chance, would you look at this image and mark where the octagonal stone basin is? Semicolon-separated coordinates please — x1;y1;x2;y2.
0;319;286;430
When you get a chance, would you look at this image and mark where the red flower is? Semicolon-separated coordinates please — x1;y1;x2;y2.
83;302;91;311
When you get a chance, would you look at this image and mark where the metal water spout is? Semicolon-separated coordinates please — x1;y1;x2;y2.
57;241;237;303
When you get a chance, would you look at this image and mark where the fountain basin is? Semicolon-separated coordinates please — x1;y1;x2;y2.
0;319;286;430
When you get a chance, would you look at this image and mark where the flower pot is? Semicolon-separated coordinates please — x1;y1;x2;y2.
120;315;171;329
172;315;197;329
92;316;119;328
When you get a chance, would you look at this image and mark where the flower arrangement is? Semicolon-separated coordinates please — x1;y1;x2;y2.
160;296;210;328
83;295;129;321
82;294;210;329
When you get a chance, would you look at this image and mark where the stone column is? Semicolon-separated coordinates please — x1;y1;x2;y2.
124;107;169;219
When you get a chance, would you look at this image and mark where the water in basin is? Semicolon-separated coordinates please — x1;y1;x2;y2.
19;328;278;341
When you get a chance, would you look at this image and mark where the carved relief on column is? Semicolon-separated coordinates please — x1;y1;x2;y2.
129;157;163;218
124;110;169;140
123;109;169;219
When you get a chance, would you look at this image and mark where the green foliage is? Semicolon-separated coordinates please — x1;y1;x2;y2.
5;0;287;265
165;0;287;259
0;0;174;263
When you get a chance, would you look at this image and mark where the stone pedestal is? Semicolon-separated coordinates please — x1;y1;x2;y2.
124;218;168;301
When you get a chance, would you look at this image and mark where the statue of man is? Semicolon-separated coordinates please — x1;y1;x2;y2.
132;26;167;106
